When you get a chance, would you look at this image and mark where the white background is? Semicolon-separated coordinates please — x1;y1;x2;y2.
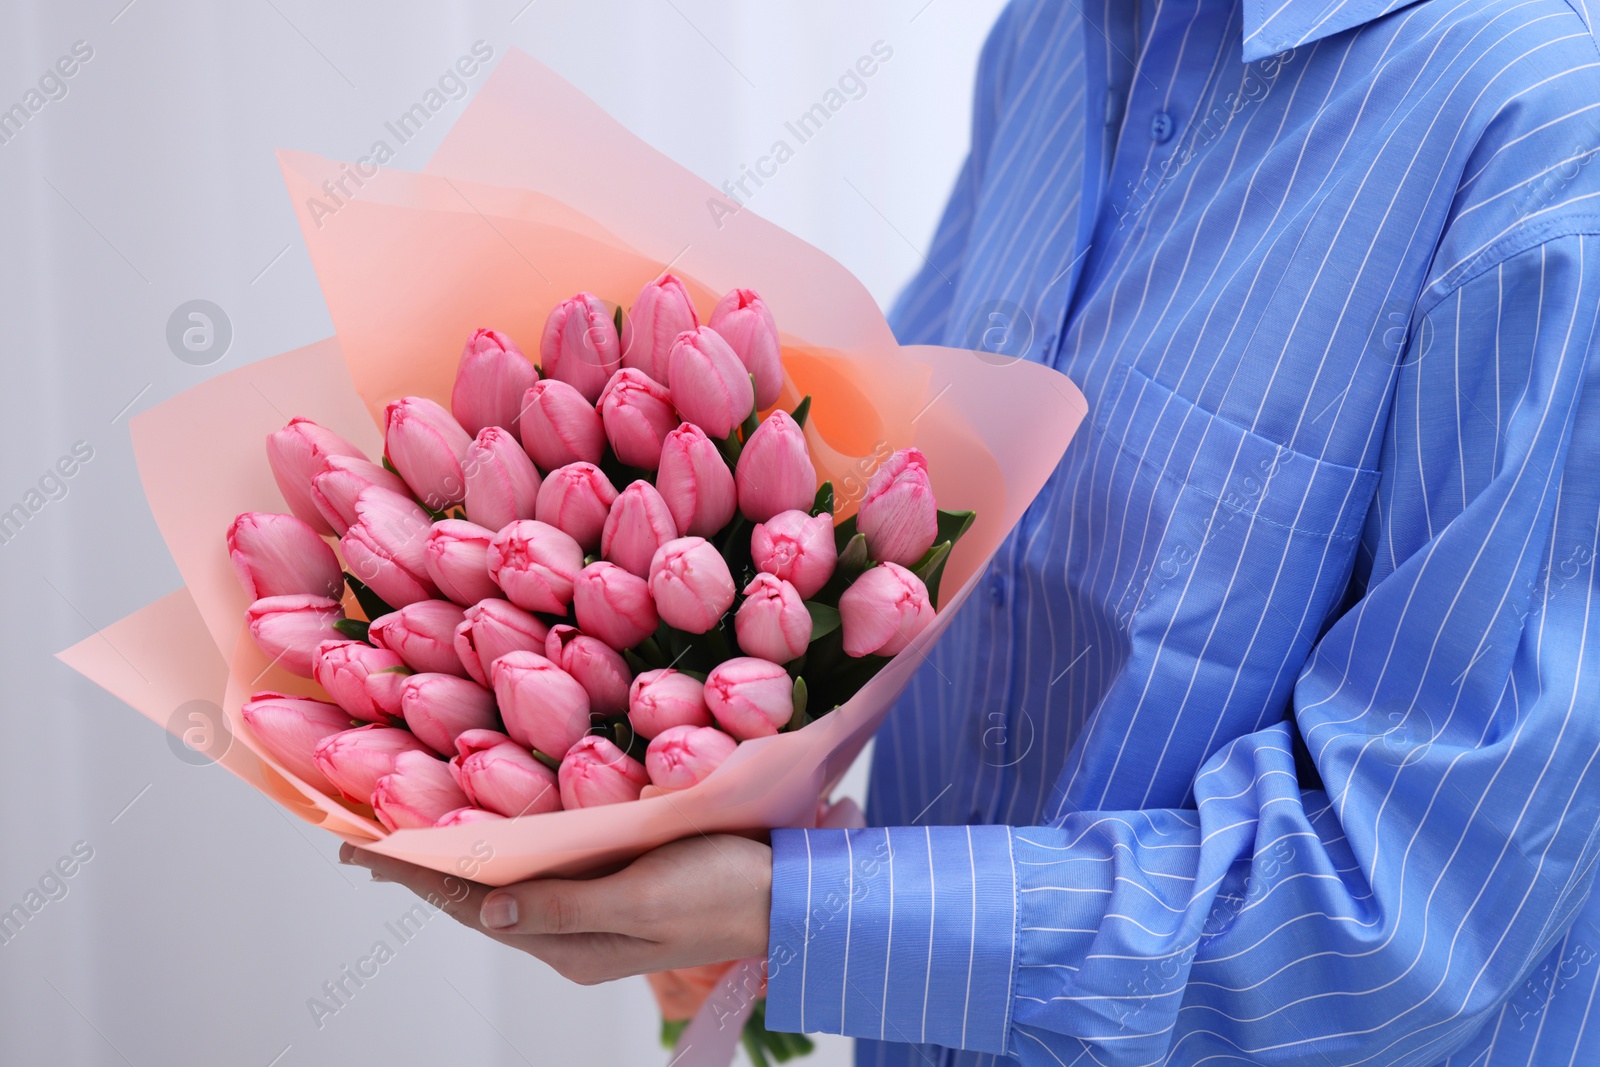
0;2;1005;1064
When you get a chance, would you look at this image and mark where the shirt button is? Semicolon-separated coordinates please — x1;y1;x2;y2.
1150;111;1175;143
988;573;1007;604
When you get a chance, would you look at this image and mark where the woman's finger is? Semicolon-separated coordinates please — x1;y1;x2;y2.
479;873;641;937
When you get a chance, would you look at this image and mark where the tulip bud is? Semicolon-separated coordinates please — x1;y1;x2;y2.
540;292;622;403
228;512;343;600
704;657;793;740
312;723;433;804
734;573;811;663
373;749;470;831
491;651;592;759
667;326;755;439
750;509;836;599
452;328;538;436
265;418;367;535
602;480;679;579
462;426;541;531
436;807;507;826
858;448;938;566
598;368;678;470
558;735;648;809
734;411;814;522
246;595;344;677
545;625;632;716
383;397;474;510
709;289;783;408
339;486;438;607
645;724;738;792
423;519;500;606
628;669;712;740
518;379;605;470
535;462;618;551
368;600;469;677
365;667;411;723
647;536;736;634
451;729;561;817
240;693;353;794
573;562;659;651
310;455;412;535
313;639;408;724
485;519;584;614
838;561;936;657
656;423;737;537
399;673;499;756
621;273;698;384
453;598;550;686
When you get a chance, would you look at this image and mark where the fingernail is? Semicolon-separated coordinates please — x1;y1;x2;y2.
370;871;390;883
482;894;518;929
338;843;357;865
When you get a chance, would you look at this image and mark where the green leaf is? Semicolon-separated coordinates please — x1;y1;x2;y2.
612;303;624;338
719;426;743;465
832;512;858;552
344;572;395;622
785;676;810;732
789;394;812;429
912;540;954;609
530;748;561;772
623;648;652;677
739;387;760;441
448;507;467;521
331;618;370;643
815;532;871;603
805;602;841;642
810;480;834;518
659;1018;687;1049
381;456;400;477
936;508;977;546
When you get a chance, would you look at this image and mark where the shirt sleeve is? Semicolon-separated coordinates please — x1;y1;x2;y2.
765;233;1600;1064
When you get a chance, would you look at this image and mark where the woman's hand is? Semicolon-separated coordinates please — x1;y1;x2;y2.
339;834;772;986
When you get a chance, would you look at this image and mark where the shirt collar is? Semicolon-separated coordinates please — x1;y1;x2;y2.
1240;0;1428;62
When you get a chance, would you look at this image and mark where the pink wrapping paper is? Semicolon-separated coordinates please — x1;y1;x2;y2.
57;50;1088;886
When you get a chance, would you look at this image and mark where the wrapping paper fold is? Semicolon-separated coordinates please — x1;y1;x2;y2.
57;49;1088;886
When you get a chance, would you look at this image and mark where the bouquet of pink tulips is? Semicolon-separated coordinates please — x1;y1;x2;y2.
234;276;971;830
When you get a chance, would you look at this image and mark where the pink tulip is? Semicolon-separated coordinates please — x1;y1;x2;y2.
339;486;438;607
838;561;936;657
312;724;432;805
704;657;793;740
598;368;678;469
452;328;537;436
265;417;367;535
423;519;500;606
750;509;836;599
545;625;632;716
454;599;550;687
368;600;469;677
572;561;659;651
628;669;712;739
383;397;474;510
310;455;412;535
667;326;755;439
656;423;738;537
462;426;541;531
602;480;679;578
647;536;736;634
451;729;562;817
485;519;584;614
399;673;499;756
621;273;698;384
228;512;343;600
312;640;408;724
491;651;592;759
558;735;648;809
240;693;353;794
858;448;938;566
518;378;605;471
709;289;783;408
436;807;507;826
535;462;618;551
734;410;814;522
540;293;622;403
373;749;471;831
734;573;811;663
365;667;410;723
246;595;344;677
645;724;738;791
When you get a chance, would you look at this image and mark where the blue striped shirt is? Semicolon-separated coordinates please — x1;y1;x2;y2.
764;0;1600;1063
